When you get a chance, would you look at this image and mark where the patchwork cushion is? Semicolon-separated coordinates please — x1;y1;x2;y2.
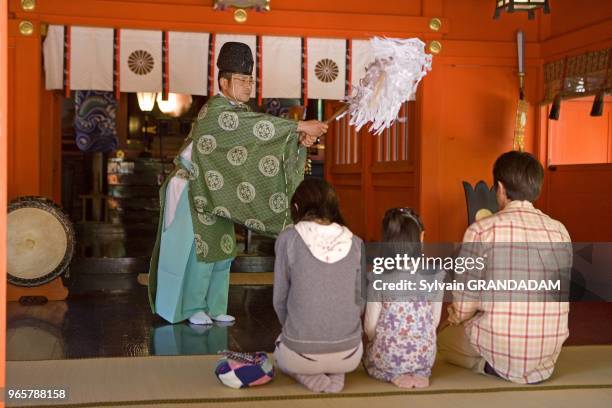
215;351;274;389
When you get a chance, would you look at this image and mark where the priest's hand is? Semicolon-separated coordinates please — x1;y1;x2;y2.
297;120;328;138
298;132;317;147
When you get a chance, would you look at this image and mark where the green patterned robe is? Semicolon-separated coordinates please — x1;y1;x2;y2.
148;95;306;312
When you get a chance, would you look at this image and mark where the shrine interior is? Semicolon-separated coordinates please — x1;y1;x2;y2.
1;1;611;407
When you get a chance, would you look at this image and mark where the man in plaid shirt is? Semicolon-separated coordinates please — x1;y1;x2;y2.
438;151;572;384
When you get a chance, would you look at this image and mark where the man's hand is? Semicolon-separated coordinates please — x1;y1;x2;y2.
297;120;328;138
298;132;317;147
447;304;462;325
447;302;478;325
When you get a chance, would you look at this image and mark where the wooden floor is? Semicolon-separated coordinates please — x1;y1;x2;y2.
5;285;612;361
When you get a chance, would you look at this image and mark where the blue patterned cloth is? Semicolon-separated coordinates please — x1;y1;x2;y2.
74;91;118;153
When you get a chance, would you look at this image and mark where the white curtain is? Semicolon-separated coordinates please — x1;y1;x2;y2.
41;26;410;102
169;32;210;96
262;36;302;99
351;39;375;91
71;27;114;91
307;38;346;100
120;29;162;93
43;25;64;90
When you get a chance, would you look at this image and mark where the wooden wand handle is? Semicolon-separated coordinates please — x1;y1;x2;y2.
325;104;349;125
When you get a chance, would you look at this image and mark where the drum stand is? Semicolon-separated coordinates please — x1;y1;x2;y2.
7;278;68;302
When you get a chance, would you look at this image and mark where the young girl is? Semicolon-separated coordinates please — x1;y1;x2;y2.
273;178;364;393
364;207;442;388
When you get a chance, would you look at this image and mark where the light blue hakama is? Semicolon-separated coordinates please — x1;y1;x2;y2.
155;185;233;324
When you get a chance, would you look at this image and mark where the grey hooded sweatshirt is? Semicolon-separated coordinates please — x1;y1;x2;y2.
273;222;364;354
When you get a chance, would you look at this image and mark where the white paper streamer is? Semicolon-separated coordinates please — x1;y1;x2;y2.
347;37;432;135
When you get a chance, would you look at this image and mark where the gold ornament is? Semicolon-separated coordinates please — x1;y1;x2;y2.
234;9;248;23
21;0;35;11
19;21;34;36
428;18;442;32
214;0;269;11
428;41;442;55
513;99;529;152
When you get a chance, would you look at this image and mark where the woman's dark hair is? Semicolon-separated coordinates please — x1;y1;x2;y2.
493;151;544;202
290;178;345;225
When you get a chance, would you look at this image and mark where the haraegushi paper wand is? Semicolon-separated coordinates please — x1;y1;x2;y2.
327;37;433;135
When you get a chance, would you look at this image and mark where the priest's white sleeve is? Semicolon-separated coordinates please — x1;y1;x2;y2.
164;142;192;230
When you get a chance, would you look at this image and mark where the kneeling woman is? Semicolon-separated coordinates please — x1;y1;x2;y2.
273;178;364;393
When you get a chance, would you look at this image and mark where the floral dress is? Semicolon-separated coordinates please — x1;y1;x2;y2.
364;301;437;381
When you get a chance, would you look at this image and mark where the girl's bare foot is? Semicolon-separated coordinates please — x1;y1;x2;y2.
392;374;430;388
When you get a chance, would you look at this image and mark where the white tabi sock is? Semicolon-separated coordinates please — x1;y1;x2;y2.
211;314;236;323
188;311;213;325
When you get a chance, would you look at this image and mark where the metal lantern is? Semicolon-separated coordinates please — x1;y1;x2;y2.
494;0;550;20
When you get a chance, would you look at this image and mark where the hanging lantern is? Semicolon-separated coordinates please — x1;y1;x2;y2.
137;92;156;112
156;93;177;114
156;93;193;117
494;0;550;20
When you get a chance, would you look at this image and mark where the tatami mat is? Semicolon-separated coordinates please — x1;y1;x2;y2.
6;346;612;408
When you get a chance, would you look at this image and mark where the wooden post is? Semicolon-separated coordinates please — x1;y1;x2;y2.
92;152;104;222
1;0;8;395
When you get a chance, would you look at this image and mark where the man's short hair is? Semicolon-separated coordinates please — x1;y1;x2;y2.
218;71;233;85
493;151;544;202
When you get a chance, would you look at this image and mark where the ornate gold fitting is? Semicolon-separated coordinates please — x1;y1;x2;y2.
21;0;36;11
429;18;442;32
214;1;270;22
19;21;35;36
234;8;248;23
428;41;442;55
